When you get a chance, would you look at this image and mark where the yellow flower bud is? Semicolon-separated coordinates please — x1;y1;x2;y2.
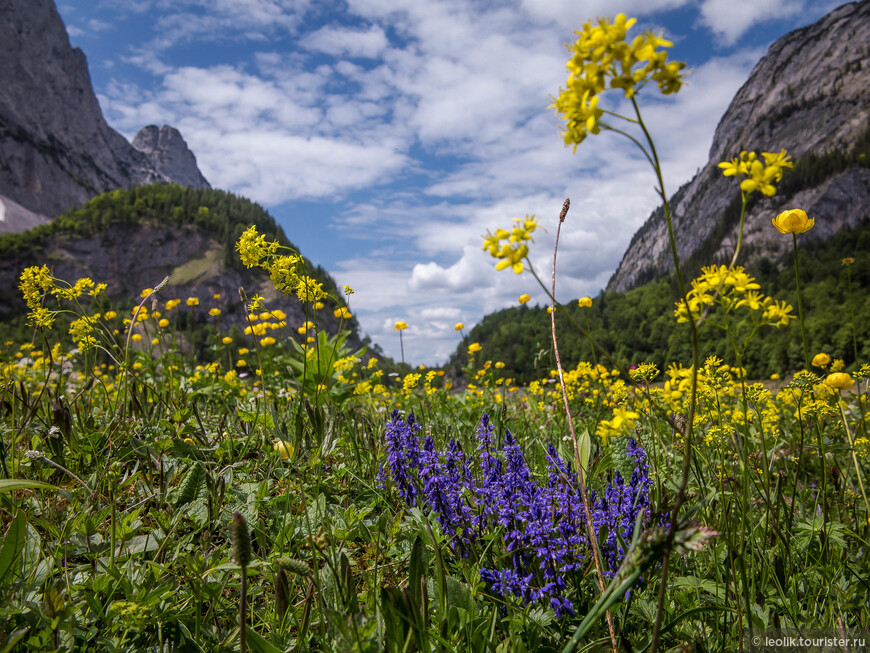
811;353;830;368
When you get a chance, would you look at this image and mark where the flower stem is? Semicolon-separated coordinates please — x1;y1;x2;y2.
548;199;618;652
792;233;811;370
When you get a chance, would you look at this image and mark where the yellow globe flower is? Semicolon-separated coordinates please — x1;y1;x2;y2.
454;322;464;331
518;294;531;305
394;321;408;331
209;308;221;317
772;208;814;234
274;440;295;459
186;297;199;307
812;353;831;367
468;342;482;355
158;318;170;328
222;336;233;345
824;372;854;391
578;296;592;307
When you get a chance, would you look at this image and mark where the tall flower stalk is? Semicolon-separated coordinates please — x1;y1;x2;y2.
772;209;815;370
548;17;699;650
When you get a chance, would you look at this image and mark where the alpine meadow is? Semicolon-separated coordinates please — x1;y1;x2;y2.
1;4;870;653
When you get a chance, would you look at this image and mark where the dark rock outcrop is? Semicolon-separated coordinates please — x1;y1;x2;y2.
608;0;870;292
0;0;209;230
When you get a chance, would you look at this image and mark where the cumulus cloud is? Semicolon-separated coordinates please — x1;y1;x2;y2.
697;0;804;45
301;26;389;59
65;0;818;362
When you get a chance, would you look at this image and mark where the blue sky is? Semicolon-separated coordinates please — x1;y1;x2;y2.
57;0;843;365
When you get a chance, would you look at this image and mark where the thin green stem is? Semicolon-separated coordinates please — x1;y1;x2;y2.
629;95;701;653
792;233;811;371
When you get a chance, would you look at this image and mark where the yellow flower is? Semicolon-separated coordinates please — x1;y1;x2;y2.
209;308;221;317
394;321;408;331
185;297;199;307
132;334;142;342
595;406;640;445
454;322;464;331
140;288;154;298
274;441;294;459
551;14;686;148
812;353;831;368
236;359;247;368
158;318;170;328
518;294;531;305
842;257;855;266
103;311;117;320
772;209;814;234
824;372;853;391
238;348;250;355
468;342;482;355
236;225;278;268
577;296;592;307
295;276;325;302
260;337;276;346
482;215;538;274
334;307;352;319
720;150;793;196
770;373;781;381
165;299;181;310
222;336;233;345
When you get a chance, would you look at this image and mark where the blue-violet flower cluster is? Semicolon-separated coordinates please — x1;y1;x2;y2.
380;411;652;617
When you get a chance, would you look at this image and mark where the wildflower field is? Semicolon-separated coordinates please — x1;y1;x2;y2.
1;14;869;653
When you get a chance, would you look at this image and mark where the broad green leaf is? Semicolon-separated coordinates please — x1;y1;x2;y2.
0;479;56;493
0;511;26;586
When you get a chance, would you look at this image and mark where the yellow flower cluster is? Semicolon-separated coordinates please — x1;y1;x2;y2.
482;215;540;274
19;266;106;329
552;13;687;147
235;226;327;305
596;406;640;445
718;149;793;197
674;265;795;327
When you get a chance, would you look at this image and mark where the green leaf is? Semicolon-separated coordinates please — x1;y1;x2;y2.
0;627;29;653
244;625;285;653
0;479;56;493
0;511;26;586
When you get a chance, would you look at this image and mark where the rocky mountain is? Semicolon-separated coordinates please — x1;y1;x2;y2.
0;185;361;347
607;0;870;292
0;0;209;235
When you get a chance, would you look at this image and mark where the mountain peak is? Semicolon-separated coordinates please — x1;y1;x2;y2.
607;0;870;293
0;0;209;230
132;125;211;190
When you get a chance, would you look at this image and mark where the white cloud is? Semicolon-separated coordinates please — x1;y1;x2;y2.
301;26;389;59
72;0;814;363
519;0;692;26
698;0;804;45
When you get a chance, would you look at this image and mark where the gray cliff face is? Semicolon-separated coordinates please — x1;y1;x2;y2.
132;126;210;190
607;1;870;292
0;0;209;230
